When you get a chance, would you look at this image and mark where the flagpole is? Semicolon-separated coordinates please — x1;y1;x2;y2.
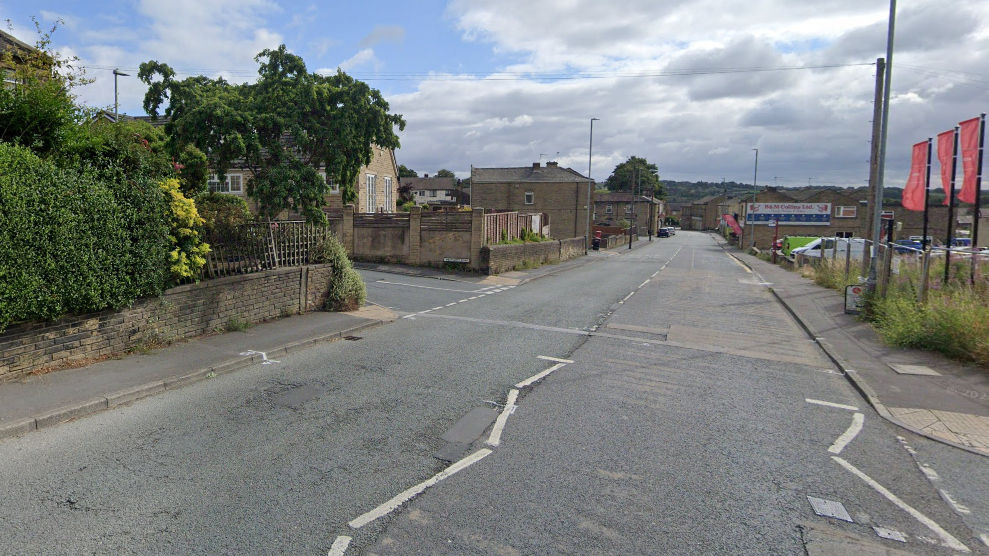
945;127;960;284
922;138;932;251
969;114;985;285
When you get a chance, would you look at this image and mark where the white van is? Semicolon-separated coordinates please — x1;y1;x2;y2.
791;237;867;259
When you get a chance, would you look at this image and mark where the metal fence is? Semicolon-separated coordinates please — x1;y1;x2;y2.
203;221;331;279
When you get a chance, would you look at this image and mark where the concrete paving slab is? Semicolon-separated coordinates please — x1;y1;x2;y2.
890;364;942;377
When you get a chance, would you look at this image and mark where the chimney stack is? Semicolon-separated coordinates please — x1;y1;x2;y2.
532;162;540;168
546;161;558;168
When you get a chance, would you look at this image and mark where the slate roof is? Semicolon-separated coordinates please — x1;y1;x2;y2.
595;192;662;203
692;195;720;205
472;163;591;183
402;176;456;191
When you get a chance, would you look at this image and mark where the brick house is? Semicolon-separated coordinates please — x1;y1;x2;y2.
471;162;593;239
593;192;665;233
402;175;460;206
1;29;44;86
682;195;725;231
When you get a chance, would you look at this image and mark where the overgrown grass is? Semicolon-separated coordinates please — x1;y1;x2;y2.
793;254;989;368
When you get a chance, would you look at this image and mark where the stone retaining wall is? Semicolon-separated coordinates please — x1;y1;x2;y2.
0;264;334;380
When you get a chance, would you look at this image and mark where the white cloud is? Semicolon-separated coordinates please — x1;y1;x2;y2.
389;0;989;188
337;48;377;72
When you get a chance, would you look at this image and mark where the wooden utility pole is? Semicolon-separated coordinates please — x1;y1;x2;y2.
864;58;886;276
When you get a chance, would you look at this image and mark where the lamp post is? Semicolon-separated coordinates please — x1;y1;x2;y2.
585;118;599;253
113;68;129;122
749;148;759;250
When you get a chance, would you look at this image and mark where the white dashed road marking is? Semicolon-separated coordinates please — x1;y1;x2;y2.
327;536;351;556
828;413;864;455
486;389;519;447
806;398;859;411
348;449;493;529
831;456;970;552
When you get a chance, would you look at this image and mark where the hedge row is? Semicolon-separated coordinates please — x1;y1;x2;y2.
0;143;171;333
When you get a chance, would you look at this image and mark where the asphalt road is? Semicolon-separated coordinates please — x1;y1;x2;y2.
0;231;986;555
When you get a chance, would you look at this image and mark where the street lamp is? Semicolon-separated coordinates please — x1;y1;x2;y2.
749;148;759;250
113;68;129;122
585;118;599;253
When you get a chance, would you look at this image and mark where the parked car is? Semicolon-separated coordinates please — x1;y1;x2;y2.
666;226;676;236
892;239;923;254
791;237;867;259
781;236;819;257
657;228;671;238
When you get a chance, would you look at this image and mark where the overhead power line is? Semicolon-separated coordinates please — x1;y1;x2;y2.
80;62;876;82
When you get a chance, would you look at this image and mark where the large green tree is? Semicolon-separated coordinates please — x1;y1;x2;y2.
398;164;417;178
139;45;406;223
605;156;665;199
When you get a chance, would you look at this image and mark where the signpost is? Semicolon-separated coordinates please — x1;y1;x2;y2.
844;285;865;314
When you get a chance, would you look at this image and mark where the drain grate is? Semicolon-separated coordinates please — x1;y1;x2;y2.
344;336;362;341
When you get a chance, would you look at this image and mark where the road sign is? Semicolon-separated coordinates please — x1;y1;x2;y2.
844;285;864;315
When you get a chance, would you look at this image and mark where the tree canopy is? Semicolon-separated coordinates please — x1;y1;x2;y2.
398;164;417;178
139;45;406;223
605;156;665;199
435;169;455;178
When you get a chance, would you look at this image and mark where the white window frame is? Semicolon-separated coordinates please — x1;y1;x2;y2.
320;171;339;194
208;173;243;194
606;204;613;214
384;177;393;211
366;174;377;212
835;206;857;218
524;191;534;205
429;190;437;198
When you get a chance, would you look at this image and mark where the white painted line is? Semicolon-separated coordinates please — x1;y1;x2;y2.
806;399;859;411
828;413;864;454
374;280;485;293
469;296;478;300
459;299;469;303
639;279;650;288
515;363;566;388
349;449;493;529
980;532;989;548
420;309;432;313
446;302;457;306
623;291;635;301
328;536;352;556
486;389;519;447
402;315;415;319
537;355;574;363
832;456;970;552
432;306;444;311
940;490;972;514
651;271;660;278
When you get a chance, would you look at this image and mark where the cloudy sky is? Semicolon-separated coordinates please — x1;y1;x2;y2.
4;0;988;187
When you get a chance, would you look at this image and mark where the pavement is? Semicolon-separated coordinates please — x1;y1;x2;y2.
713;233;989;457
0;239;647;443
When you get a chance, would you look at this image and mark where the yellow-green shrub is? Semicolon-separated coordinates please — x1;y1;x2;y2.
160;178;210;283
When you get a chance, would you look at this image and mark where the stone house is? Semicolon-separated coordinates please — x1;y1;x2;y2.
206;145;400;216
1;29;44;86
593;192;665;233
402;175;460;206
471;162;593;240
682;195;725;231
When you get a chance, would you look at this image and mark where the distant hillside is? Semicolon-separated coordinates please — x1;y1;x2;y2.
661;181;927;207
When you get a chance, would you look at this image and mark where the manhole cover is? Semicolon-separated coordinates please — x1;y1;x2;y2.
873;527;907;542
807;496;853;522
272;385;323;408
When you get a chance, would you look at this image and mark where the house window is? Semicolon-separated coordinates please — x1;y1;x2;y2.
524;191;534;205
836;232;854;238
625;204;632;214
208;173;243;194
429;190;437;197
384;177;393;211
366;174;376;212
418;190;426;197
606;204;613;214
835;206;857;218
320;171;339;194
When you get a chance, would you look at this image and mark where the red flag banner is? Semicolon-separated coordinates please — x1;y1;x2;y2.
902;140;928;211
937;130;955;206
958;117;982;204
723;214;744;236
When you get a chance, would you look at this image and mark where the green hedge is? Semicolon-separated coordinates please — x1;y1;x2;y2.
0;143;171;332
